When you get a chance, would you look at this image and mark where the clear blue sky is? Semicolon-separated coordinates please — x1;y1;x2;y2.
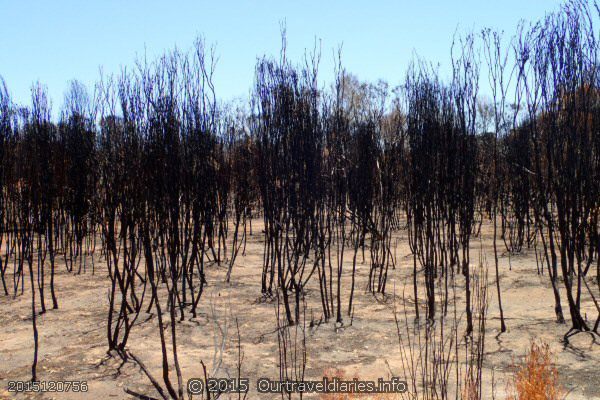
0;0;564;110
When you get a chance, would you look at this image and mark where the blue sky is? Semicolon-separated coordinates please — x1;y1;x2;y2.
0;0;564;109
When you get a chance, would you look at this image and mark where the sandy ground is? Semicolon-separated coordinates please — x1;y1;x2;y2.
0;219;599;400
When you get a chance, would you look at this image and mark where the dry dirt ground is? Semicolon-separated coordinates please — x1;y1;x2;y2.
0;219;599;399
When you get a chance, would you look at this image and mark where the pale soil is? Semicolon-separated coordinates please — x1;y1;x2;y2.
0;219;599;399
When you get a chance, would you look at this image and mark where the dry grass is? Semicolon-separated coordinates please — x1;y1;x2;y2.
320;341;563;400
507;342;563;400
462;373;480;400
